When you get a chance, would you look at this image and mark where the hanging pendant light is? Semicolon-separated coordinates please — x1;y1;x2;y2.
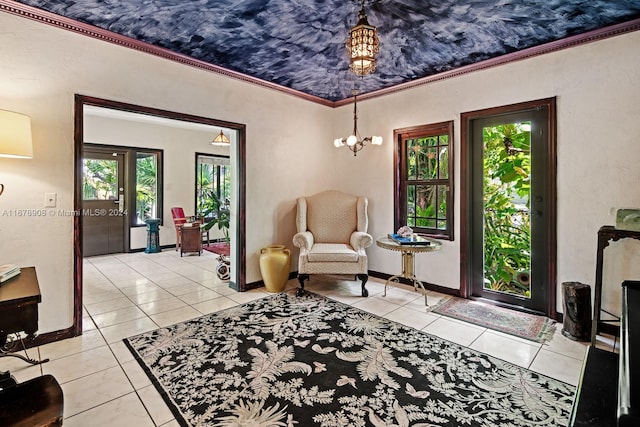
346;0;380;77
333;90;382;156
211;130;230;146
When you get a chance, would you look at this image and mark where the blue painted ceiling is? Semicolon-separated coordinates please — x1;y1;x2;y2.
13;0;640;102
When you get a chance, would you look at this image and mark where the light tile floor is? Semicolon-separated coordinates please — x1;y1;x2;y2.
0;249;619;426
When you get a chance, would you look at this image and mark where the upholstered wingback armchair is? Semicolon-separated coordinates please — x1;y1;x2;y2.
292;190;373;297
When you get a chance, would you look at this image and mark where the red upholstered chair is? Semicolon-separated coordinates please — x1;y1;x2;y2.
171;207;187;251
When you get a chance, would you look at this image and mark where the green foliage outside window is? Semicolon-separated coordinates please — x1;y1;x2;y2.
200;189;230;242
482;123;532;297
136;153;157;224
82;159;117;200
406;135;449;231
197;156;231;242
83;148;162;227
196;162;230;216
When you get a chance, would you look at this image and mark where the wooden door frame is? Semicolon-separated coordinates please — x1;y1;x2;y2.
72;94;247;335
459;97;557;318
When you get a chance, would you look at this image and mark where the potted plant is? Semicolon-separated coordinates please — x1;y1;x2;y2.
200;190;230;242
199;190;231;280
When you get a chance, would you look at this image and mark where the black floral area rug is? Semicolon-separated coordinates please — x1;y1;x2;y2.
124;291;575;427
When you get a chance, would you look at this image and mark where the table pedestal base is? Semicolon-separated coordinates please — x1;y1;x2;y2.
383;252;428;306
1;335;48;365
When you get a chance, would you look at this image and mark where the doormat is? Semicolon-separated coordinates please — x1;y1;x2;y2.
432;297;557;343
203;242;229;256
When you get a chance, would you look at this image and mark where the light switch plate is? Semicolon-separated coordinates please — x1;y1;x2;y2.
45;192;57;208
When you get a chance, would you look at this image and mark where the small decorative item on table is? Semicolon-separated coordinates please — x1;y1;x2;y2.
616;208;640;232
388;233;432;246
396;225;413;237
0;264;21;284
389;226;432;246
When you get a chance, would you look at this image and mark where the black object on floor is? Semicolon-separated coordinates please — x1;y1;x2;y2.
561;281;592;341
0;374;63;427
570;346;618;426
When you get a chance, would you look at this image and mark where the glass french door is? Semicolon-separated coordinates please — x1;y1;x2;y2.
82;149;126;256
470;107;551;313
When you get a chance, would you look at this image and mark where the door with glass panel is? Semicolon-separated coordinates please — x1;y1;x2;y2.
82;149;125;256
197;154;231;243
469;106;552;313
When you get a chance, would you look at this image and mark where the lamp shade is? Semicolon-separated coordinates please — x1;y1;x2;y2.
211;129;230;146
0;110;33;158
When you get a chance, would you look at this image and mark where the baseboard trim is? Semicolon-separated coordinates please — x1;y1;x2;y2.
245;272;297;291
367;270;461;297
12;326;78;351
264;270;462;298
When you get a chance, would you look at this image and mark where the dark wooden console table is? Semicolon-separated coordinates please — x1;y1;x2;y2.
591;226;640;345
0;267;48;365
180;224;202;256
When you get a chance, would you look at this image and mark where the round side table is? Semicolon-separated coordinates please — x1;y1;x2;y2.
376;236;442;305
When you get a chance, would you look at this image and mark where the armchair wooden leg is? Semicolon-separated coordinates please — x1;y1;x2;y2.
357;274;369;297
297;274;309;296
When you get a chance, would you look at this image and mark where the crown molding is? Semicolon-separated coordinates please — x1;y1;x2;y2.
338;17;640;106
2;0;639;108
0;0;334;107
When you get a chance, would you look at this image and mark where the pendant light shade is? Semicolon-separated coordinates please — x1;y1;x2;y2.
211;130;230;146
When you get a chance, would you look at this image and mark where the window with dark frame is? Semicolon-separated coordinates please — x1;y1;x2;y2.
134;150;162;226
83;145;163;227
394;121;454;240
196;154;231;220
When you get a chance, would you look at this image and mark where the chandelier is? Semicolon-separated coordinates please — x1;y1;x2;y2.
333;90;382;156
346;0;380;77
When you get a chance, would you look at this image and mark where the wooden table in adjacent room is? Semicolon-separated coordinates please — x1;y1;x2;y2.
376;236;442;306
0;267;47;365
180;223;203;256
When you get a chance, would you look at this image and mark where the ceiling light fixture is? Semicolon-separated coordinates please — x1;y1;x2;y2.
334;2;382;157
346;0;380;77
334;89;382;156
211;129;230;146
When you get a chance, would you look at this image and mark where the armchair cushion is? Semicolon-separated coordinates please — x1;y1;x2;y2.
307;243;359;263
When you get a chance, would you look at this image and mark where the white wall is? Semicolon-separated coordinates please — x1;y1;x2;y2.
1;9;639;335
0;11;333;333
330;30;640;313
